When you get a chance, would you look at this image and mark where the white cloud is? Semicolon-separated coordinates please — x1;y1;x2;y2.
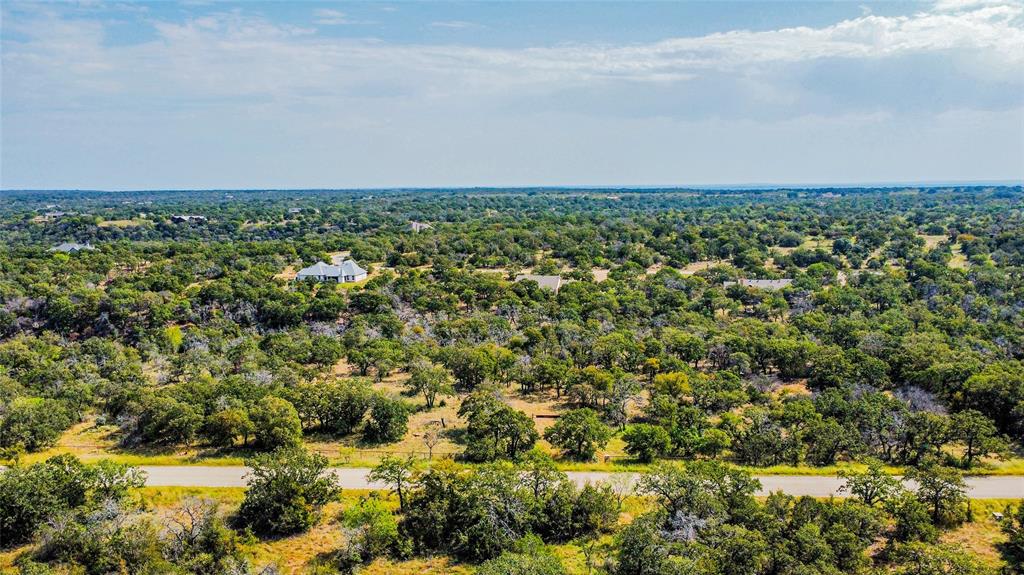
5;0;1021;96
429;20;481;30
313;8;349;25
2;0;1022;188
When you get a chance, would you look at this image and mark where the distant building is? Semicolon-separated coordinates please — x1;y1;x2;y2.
288;208;303;214
410;221;433;232
296;259;368;283
514;274;564;292
50;242;95;254
171;215;207;223
723;278;793;290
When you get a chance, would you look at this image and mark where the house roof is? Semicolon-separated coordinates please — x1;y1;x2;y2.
724;278;793;290
297;261;340;277
515;274;563;292
50;242;94;253
297;259;366;279
339;259;367;277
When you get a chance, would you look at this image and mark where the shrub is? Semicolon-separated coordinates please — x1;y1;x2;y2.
249;396;302;450
543;408;612;461
622;424;672;463
238;447;340;535
364;396;409;444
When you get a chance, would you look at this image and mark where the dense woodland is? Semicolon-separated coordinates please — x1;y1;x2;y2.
1;186;1023;573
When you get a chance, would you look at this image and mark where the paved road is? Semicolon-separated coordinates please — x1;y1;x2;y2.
140;466;1024;498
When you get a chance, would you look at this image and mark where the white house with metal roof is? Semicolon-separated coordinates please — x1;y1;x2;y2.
296;259;368;283
50;242;95;254
723;278;793;290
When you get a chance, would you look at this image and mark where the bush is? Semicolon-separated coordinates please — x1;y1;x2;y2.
622;424;672;463
202;408;254;447
543;408;612;461
238;447;340;535
476;535;566;575
249;396;302;450
364;396;409;444
0;397;73;452
0;455;144;547
341;495;409;564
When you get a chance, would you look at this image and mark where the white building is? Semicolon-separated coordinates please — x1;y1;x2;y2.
723;278;793;290
50;242;95;254
514;274;564;292
296;259;368;283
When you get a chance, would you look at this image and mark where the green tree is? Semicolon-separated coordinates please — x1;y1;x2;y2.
839;458;903;507
249;396;303;449
543;408;612;461
907;464;967;526
367;455;415;511
364;396;409;444
459;388;538;461
202;408;254;447
0;397;73;452
238;447;340;535
406;362;455;409
622;424;671;463
949;409;1007;469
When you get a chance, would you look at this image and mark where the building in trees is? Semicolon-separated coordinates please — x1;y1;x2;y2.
296;259;368;283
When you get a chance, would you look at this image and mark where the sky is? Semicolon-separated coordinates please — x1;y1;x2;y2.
1;0;1023;190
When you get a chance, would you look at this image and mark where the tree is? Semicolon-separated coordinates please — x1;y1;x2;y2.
238;447;340;535
319;380;374;435
202;407;254;447
543;408;612;461
0;397;73;452
132;394;203;446
364;396;409;444
459;388;538;461
367;455;415;510
249;396;303;449
613;511;670;575
636;460;759;521
406;363;454;409
907;464;967;526
839;458;903;507
622;424;671;463
949;409;1007;469
341;495;409;567
0;455;144;546
422;421;442;459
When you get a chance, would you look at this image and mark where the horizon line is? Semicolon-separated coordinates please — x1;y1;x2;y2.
4;179;1023;194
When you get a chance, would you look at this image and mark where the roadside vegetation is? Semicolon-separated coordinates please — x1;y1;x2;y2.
2;451;1021;573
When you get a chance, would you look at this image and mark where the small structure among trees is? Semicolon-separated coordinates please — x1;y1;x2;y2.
296;259;368;283
49;242;95;253
723;278;793;290
514;274;564;292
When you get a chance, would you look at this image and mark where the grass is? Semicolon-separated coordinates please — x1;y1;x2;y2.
941;499;1017;568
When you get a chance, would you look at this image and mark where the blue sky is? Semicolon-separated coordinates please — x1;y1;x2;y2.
2;0;1022;190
